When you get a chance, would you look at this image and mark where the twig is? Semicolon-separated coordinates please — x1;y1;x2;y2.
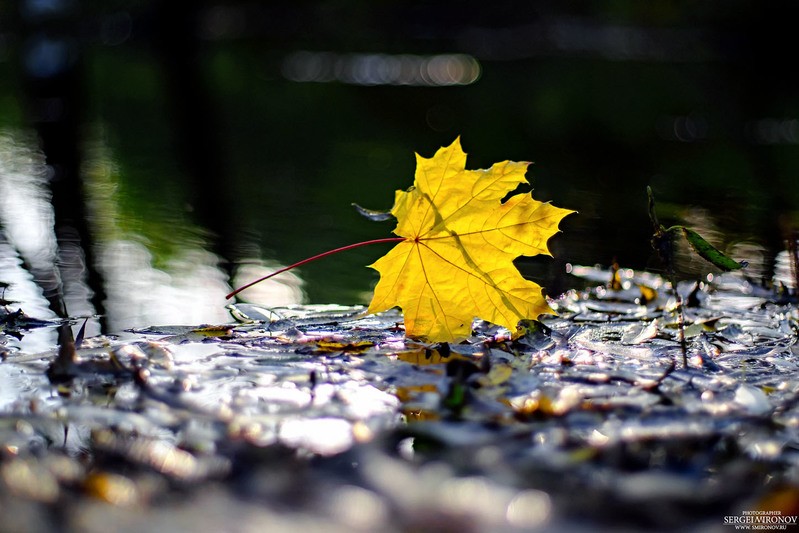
647;187;688;367
226;237;404;300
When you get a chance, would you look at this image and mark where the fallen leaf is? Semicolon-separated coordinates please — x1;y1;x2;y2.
476;363;513;387
312;339;374;354
638;284;658;304
367;138;574;342
394;346;472;366
191;325;234;337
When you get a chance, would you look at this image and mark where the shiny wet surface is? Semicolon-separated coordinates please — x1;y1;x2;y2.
1;265;797;531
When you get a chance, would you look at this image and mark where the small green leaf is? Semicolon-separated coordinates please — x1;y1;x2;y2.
679;226;747;271
443;381;467;410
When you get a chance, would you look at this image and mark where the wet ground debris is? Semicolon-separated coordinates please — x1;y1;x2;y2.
0;266;798;531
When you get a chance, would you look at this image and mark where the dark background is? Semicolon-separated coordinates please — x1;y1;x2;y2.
1;0;797;332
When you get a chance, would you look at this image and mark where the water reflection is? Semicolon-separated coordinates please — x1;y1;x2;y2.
774;249;798;290
0;128;304;341
99;240;231;331
1;2;798;342
0;239;58;353
0;130;57;277
83;134;303;330
0;129;66;349
231;261;304;306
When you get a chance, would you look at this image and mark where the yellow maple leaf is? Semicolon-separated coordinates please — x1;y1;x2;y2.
367;138;574;342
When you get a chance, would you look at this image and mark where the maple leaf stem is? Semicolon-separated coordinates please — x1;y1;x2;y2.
226;237;406;300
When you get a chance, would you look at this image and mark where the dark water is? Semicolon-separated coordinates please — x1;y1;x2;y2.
0;2;797;341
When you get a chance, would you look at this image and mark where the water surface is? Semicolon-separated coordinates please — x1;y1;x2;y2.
0;2;797;339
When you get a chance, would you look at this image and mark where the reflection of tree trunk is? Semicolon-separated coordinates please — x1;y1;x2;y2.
18;1;107;331
153;1;239;276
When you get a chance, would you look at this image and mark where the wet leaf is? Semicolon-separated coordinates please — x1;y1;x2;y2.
352;203;394;221
368;138;574;342
514;320;557;351
84;472;139;506
402;408;441;422
129;325;207;335
226;303;284;323
609;262;623;290
676;317;721;339
678;226;747;271
312;339;374;354
733;384;771;415
620;320;658;345
638;284;658;304
394;348;470;366
476;363;513;387
395;384;438;403
191;325;234;337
